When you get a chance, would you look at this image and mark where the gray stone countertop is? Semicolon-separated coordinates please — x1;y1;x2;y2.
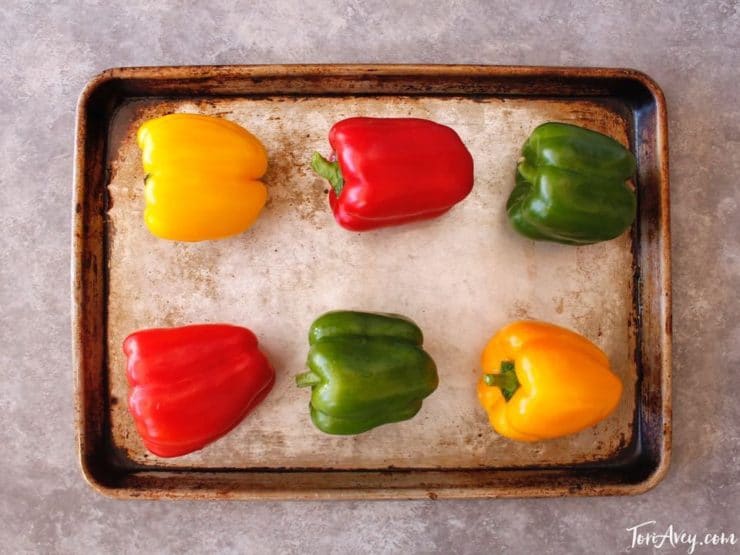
2;1;738;553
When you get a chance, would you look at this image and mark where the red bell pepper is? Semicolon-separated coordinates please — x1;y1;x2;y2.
123;324;275;458
311;117;474;231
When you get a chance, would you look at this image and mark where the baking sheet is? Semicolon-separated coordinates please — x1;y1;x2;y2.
105;95;636;470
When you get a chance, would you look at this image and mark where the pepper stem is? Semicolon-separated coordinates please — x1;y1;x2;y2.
295;371;322;388
311;152;344;196
483;361;520;401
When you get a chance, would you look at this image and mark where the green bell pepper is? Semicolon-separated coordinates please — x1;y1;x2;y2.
507;122;637;245
295;311;439;435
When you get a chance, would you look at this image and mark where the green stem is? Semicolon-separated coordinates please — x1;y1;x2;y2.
295;371;322;388
311;152;344;196
483;361;520;401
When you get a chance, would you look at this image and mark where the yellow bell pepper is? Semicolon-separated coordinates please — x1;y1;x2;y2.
137;113;268;241
476;320;622;441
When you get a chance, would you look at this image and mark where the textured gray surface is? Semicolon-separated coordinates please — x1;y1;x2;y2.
1;0;738;553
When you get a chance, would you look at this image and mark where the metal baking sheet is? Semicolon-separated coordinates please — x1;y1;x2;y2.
73;65;671;499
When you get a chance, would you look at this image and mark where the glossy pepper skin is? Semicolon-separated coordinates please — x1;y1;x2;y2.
311;117;474;231
476;320;622;442
295;311;439;434
507;122;637;245
137;113;268;241
124;324;275;457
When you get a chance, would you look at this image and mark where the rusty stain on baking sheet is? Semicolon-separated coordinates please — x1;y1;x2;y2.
104;95;636;471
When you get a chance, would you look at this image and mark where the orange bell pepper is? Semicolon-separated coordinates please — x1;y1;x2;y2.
137;113;268;241
476;320;622;441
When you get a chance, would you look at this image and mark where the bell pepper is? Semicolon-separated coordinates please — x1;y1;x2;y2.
507;122;637;245
123;324;275;457
311;117;474;231
137;113;268;241
476;320;622;441
295;311;439;434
